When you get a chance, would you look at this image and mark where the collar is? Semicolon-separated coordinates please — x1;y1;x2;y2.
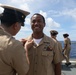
27;34;50;45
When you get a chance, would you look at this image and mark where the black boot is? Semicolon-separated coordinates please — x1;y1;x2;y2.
65;62;71;66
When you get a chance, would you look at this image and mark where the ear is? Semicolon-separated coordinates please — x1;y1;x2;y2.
12;22;18;30
44;23;46;27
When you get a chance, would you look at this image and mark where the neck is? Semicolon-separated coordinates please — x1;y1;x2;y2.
32;33;44;39
1;24;13;36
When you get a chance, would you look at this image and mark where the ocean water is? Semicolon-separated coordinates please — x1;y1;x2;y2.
60;41;76;58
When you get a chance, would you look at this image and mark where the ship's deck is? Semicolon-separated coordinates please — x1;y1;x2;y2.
61;58;76;75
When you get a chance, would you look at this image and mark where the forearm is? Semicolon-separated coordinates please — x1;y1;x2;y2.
63;44;67;51
54;62;61;75
24;40;34;64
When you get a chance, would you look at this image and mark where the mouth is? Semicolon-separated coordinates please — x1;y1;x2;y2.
33;26;41;32
34;26;40;29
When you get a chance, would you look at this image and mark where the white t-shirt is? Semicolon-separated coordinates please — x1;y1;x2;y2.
33;38;42;46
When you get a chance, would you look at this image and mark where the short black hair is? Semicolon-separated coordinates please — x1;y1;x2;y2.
31;13;45;24
0;8;25;27
0;5;30;27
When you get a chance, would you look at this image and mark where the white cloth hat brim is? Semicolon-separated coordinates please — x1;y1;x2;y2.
0;4;30;16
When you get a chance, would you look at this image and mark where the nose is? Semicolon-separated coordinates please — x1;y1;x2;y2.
34;21;39;26
35;21;38;24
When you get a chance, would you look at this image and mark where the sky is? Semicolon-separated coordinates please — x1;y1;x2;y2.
0;0;76;41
